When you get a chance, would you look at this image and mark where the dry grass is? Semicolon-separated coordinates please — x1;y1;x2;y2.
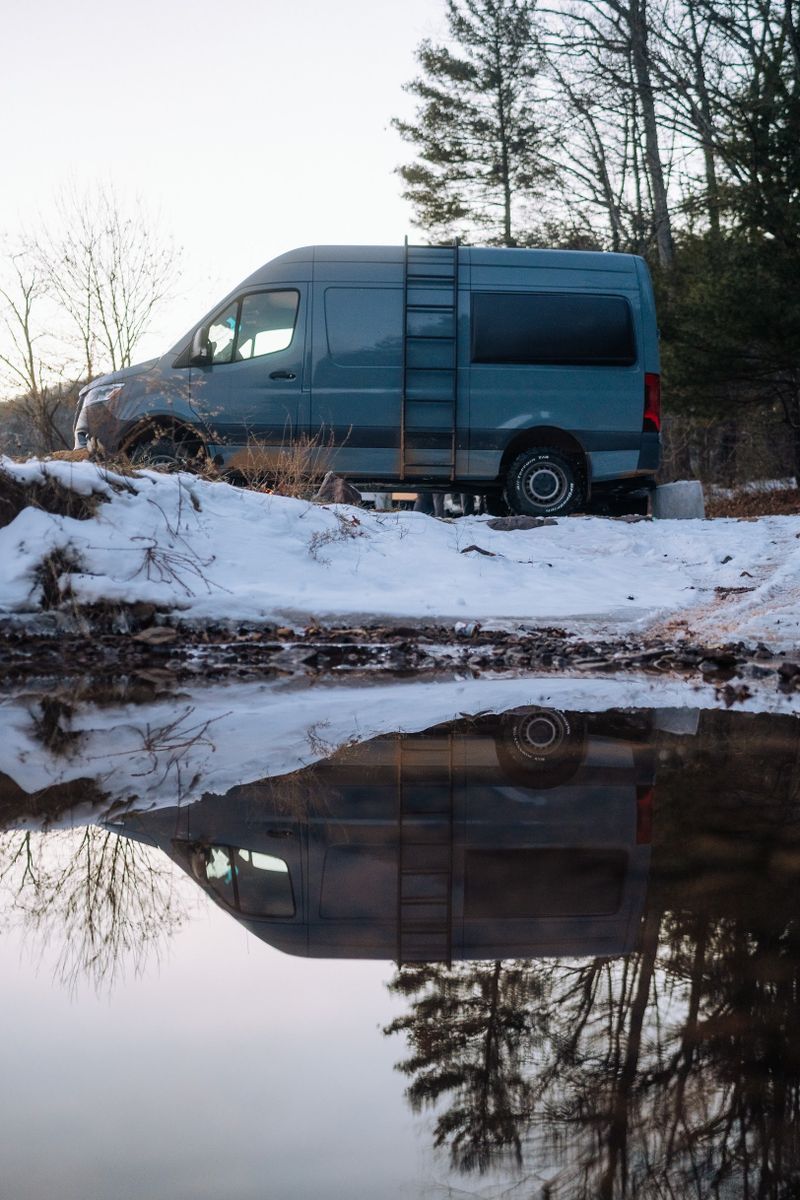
706;485;800;518
34;548;83;609
235;428;341;499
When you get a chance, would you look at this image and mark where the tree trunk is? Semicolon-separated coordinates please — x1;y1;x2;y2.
628;0;674;266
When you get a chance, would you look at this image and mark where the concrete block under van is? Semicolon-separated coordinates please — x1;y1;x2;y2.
74;244;661;517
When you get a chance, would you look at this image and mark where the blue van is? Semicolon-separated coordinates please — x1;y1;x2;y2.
74;243;661;516
110;707;654;962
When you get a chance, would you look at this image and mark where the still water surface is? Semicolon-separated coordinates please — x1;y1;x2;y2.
1;680;799;1198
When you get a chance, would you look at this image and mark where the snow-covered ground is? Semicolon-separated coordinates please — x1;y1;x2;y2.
2;673;798;827
2;457;800;649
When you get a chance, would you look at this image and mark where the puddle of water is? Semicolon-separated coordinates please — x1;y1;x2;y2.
1;678;800;1198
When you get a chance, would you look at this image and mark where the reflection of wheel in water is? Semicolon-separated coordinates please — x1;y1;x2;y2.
496;708;588;789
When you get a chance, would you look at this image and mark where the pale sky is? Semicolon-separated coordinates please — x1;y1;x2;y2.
1;0;445;362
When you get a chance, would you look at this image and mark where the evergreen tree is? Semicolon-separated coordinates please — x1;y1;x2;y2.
392;0;552;246
385;960;542;1172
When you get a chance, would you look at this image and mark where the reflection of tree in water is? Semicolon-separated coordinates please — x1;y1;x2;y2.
388;915;800;1197
0;827;186;992
386;961;543;1172
386;713;800;1197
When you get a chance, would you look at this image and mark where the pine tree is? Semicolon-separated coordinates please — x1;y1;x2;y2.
392;0;552;247
385;960;542;1172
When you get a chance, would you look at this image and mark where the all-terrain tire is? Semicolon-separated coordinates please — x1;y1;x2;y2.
128;435;204;472
504;448;583;517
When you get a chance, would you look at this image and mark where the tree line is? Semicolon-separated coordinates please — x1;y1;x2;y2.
394;0;800;485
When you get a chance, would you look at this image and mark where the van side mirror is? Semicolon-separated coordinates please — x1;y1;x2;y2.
190;327;212;365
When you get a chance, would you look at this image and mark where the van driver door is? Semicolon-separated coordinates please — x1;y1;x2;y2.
190;286;308;466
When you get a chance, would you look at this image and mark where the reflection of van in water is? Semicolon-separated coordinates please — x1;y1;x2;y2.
74;244;661;516
114;708;655;962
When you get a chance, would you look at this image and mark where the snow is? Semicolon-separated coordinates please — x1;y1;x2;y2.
2;457;800;650
2;673;798;827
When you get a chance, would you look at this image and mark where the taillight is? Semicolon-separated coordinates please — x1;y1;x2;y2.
636;785;654;844
643;373;661;433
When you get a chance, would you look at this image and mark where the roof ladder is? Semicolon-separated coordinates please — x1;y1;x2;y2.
396;732;454;967
400;238;460;482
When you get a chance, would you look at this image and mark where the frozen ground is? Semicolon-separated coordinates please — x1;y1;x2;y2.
2;458;800;650
2;673;799;824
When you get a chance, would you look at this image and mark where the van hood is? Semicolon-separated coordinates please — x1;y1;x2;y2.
79;358;159;398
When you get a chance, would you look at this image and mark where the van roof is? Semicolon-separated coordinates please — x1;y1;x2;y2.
259;244;640;274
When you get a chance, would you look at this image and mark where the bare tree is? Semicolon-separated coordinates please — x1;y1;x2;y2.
0;248;70;451
0;826;186;993
36;183;180;382
544;0;677;265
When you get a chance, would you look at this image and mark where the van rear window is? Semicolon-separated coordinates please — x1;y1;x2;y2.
472;292;636;366
464;848;627;918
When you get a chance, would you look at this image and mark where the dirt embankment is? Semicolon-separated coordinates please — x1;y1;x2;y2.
706;485;800;518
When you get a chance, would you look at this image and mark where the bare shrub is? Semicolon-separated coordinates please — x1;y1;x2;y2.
308;511;366;564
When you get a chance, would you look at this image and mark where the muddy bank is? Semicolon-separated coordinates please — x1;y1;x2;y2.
1;614;798;702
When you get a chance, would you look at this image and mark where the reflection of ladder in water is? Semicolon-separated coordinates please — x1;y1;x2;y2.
396;733;454;965
400;239;460;483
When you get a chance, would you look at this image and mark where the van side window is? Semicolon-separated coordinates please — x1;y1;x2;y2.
324;287;403;366
236;290;299;359
472;292;636;367
206;290;300;365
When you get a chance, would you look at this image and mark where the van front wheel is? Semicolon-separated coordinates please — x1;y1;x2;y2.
505;449;582;517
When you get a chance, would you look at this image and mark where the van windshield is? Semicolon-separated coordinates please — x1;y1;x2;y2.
193;845;295;916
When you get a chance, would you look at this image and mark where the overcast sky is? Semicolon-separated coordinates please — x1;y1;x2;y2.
1;0;445;360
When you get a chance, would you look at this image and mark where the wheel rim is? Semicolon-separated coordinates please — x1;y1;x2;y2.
520;461;570;508
511;710;572;761
141;452;179;466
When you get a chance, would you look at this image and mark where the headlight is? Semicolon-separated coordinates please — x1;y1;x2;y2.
83;383;124;407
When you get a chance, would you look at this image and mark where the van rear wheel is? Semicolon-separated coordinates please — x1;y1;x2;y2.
496;708;587;789
505;448;582;517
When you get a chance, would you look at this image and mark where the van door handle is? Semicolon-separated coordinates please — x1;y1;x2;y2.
269;370;296;380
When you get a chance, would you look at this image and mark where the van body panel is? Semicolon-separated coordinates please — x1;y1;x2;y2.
634;257;661;374
76;244;661;498
310;282;403;476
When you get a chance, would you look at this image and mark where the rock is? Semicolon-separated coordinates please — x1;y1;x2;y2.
486;515;558;531
454;621;480;637
717;682;752;706
699;652;738;680
778;662;800;691
133;625;178;645
312;472;362;505
652;480;705;520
